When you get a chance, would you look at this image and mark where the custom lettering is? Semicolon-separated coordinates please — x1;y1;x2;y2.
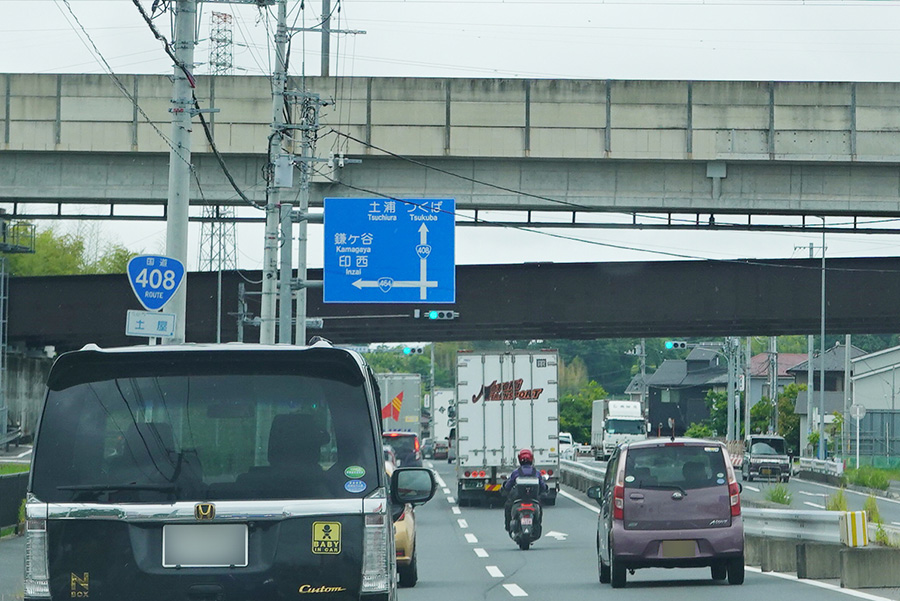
298;584;348;594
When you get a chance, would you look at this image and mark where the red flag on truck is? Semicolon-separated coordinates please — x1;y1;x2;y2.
381;391;403;421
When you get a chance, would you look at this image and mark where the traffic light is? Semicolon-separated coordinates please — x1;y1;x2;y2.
426;310;458;320
665;341;687;350
403;347;424;355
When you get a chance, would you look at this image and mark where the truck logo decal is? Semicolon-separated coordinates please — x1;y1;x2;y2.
312;522;342;555
471;379;544;403
70;572;89;598
380;391;403;420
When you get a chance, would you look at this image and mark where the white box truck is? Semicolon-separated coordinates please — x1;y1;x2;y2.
591;399;647;460
455;349;560;506
377;373;423;437
429;388;455;442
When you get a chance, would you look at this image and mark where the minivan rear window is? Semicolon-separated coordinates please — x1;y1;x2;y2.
32;350;379;504
624;444;727;490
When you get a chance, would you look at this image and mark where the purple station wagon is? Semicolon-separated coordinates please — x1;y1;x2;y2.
587;437;744;588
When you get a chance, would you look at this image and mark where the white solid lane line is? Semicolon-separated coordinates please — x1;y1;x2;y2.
465;533;478;544
503;584;528;597
804;501;826;509
474;548;489;558
746;567;896;601
486;566;504;578
559;490;599;514
457;518;468;528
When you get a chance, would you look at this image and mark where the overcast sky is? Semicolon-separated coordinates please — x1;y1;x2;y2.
2;0;900;270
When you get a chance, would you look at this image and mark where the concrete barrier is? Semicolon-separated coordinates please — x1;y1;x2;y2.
841;546;900;588
797;543;842;579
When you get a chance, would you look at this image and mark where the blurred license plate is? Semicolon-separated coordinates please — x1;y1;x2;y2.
761;467;773;475
163;524;248;568
462;481;483;490
661;540;695;558
520;516;533;525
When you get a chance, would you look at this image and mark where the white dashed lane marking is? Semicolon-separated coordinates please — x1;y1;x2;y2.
486;566;504;578
452;506;462;515
443;487;451;495
465;533;478;543
503;584;528;597
457;519;468;528
474;548;489;558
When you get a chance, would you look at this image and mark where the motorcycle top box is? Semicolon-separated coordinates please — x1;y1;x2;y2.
24;342;435;601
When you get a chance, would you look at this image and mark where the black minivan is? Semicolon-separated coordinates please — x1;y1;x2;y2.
24;342;435;601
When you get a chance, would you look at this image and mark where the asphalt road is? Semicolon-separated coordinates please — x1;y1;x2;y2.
5;458;900;601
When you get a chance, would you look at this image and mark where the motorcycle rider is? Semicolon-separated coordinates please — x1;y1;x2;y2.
502;448;548;532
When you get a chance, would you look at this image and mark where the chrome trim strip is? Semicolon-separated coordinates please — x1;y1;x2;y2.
34;498;368;521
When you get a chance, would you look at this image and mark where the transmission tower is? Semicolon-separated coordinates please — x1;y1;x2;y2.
199;11;237;273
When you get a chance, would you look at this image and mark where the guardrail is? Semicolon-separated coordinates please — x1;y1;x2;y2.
559;459;842;544
799;458;844;477
741;507;841;543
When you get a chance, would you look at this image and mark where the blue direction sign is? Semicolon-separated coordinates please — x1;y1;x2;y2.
324;198;455;303
127;255;186;311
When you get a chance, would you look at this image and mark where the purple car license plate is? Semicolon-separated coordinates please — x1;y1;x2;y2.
661;540;695;558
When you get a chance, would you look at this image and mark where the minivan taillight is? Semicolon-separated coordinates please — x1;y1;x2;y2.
729;481;741;516
361;511;392;593
24;516;50;598
613;484;625;520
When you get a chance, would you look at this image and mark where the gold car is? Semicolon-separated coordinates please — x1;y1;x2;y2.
394;501;418;586
386;460;419;587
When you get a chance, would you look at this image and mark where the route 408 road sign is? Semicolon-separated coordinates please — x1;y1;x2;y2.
127;255;186;311
324;198;455;303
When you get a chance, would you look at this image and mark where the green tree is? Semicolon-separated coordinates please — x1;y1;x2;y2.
776;383;803;454
559;356;589;396
559;380;607;444
750;397;774;435
703;390;728;436
6;225;137;276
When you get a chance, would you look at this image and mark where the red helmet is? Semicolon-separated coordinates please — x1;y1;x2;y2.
517;448;534;465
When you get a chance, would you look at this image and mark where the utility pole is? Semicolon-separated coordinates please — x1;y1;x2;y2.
260;0;290;345
745;336;752;440
796;241;819;456
769;336;778;432
165;0;197;345
844;333;852;459
726;337;736;441
321;0;331;76
819;222;827;459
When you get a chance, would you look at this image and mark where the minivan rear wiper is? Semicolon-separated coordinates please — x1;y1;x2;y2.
637;484;687;495
58;483;177;492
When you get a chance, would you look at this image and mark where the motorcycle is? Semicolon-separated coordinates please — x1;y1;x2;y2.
507;476;543;550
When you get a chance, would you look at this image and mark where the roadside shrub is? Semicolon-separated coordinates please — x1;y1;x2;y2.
826;488;848;511
864;494;882;524
684;423;714;438
765;483;792;505
847;466;890;491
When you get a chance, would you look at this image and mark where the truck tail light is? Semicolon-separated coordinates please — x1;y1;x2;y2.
729;481;741;516
613;484;625;520
24;517;50;598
